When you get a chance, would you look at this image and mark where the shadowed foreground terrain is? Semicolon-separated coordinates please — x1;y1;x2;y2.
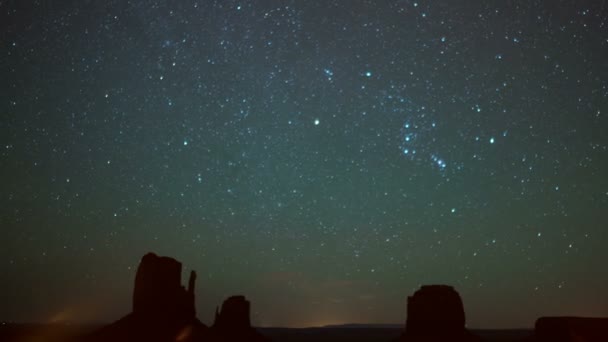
1;253;605;342
0;324;534;342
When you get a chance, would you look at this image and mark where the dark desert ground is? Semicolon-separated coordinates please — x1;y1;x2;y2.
2;0;607;341
0;324;533;342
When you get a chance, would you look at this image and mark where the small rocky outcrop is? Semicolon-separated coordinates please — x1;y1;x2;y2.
87;252;207;342
211;295;269;342
214;295;251;329
535;316;608;342
401;285;479;342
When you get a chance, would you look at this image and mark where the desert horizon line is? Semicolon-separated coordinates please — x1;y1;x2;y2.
0;320;536;330
0;250;576;330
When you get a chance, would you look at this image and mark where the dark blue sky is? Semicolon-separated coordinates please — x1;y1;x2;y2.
1;0;607;328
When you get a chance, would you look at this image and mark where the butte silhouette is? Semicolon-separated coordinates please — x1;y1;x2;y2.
399;285;480;342
86;252;268;342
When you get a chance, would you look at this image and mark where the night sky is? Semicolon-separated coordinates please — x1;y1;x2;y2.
2;0;608;329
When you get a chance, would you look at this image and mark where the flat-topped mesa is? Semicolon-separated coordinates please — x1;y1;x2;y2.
406;285;465;335
132;252;196;320
403;285;479;342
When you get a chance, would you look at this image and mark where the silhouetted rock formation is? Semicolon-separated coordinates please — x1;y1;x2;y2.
211;295;269;342
87;252;208;342
406;285;465;335
401;285;480;342
214;295;251;329
133;252;196;320
535;316;608;342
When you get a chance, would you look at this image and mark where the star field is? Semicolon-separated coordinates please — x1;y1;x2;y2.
1;0;608;328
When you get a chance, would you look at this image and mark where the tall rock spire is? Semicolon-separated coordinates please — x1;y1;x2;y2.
89;252;208;342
